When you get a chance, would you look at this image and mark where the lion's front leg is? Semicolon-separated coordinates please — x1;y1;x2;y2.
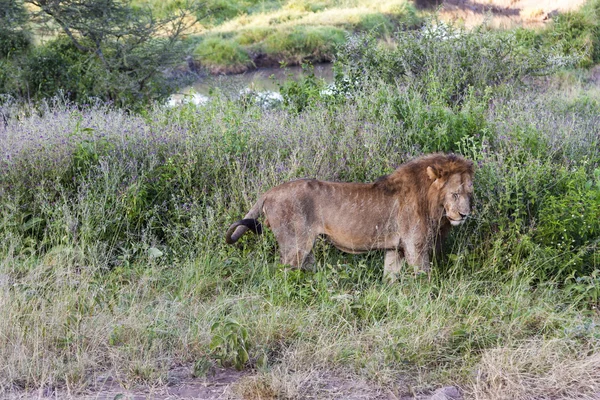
383;250;404;282
404;241;430;274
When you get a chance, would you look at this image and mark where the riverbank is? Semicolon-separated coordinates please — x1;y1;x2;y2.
175;0;589;75
188;0;420;74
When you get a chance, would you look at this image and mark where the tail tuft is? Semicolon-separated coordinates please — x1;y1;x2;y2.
225;219;263;244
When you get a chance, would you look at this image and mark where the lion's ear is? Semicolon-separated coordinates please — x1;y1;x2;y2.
426;166;440;180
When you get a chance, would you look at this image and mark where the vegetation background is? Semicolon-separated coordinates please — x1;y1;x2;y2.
1;0;600;399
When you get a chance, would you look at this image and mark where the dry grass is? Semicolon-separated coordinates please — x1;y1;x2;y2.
439;0;587;29
470;339;600;399
232;366;391;399
211;0;412;34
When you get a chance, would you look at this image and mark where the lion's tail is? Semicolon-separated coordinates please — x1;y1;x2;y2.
225;198;265;244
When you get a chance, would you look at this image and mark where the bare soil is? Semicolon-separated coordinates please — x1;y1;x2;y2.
4;366;447;400
5;367;244;400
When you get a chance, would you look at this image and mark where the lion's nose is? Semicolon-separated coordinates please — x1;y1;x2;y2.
459;212;468;219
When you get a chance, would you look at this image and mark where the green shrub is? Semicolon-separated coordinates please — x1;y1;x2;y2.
19;36;104;102
334;21;568;108
277;63;329;113
536;167;600;266
0;0;31;58
543;7;600;67
0;29;31;58
0;59;13;94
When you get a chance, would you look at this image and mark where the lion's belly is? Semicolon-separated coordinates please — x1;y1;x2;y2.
324;225;400;253
316;192;401;252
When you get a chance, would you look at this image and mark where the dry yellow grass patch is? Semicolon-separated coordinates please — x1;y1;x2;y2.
440;0;587;29
470;339;600;400
210;0;410;34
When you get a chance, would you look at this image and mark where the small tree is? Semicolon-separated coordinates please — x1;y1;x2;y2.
24;0;199;106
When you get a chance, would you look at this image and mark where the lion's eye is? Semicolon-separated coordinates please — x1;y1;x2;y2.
452;193;459;200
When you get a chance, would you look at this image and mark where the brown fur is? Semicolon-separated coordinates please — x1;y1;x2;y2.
225;153;474;279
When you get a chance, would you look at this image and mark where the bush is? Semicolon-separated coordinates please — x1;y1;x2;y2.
19;36;104;102
334;20;571;107
0;29;31;58
535;167;600;271
541;0;600;67
277;63;329;113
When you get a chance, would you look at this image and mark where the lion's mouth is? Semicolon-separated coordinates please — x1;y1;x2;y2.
447;217;466;226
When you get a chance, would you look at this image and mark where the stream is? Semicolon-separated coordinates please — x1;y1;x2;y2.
168;63;334;106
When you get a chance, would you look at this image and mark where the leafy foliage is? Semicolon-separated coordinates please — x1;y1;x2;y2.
1;0;197;107
334;21;574;107
210;319;250;370
0;0;32;58
542;0;600;66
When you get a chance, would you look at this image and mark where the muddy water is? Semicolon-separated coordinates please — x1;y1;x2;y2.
168;63;334;106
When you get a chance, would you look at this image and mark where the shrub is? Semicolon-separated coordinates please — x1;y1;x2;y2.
0;0;32;60
334;20;570;107
0;29;31;58
277;63;329;113
19;36;104;102
542;1;600;67
535;167;600;271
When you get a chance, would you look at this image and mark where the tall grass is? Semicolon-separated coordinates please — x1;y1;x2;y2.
1;20;600;398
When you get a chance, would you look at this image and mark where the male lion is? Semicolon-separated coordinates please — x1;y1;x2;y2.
225;153;474;279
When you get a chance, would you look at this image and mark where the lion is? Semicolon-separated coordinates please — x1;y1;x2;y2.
225;153;474;279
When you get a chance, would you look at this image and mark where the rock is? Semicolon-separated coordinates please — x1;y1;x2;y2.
427;386;462;400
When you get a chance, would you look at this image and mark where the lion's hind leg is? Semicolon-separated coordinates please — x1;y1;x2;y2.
278;234;317;269
383;250;404;282
270;224;317;269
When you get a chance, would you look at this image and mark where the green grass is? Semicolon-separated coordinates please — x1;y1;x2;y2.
194;36;253;73
261;25;346;63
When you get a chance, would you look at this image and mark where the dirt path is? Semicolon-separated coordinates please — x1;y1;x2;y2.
5;367;462;400
5;368;242;400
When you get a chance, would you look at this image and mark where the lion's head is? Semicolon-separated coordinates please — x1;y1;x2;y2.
425;154;474;226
